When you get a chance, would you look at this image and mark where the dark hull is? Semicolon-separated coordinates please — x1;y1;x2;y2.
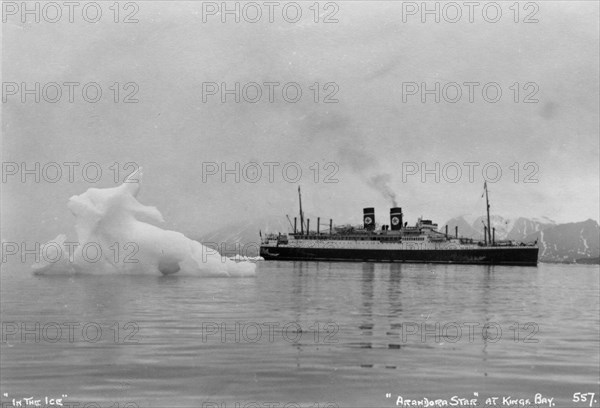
260;246;539;266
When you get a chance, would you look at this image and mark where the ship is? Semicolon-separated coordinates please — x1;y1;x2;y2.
259;183;539;266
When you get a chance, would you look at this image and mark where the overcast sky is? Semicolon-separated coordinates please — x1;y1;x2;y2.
2;1;599;243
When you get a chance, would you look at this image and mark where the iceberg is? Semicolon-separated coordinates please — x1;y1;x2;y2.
32;171;256;277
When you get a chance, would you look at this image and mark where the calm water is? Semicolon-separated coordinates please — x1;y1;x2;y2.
1;262;599;408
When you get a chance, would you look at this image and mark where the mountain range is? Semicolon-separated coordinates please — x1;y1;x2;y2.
442;216;599;263
198;216;600;264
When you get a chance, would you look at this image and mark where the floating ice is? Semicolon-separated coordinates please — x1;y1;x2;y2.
32;171;256;277
228;254;264;262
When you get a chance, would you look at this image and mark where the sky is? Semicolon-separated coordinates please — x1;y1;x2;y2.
2;1;599;244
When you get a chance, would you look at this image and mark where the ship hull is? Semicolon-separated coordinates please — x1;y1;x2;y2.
260;246;539;266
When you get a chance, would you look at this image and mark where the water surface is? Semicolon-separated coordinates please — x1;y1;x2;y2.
1;262;599;407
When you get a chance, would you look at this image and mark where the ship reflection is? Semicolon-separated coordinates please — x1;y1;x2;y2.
386;263;404;354
357;263;374;367
481;264;495;377
387;263;403;317
286;261;409;370
356;263;404;369
356;263;374;352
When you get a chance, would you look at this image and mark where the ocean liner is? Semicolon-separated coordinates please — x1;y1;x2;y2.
259;184;539;266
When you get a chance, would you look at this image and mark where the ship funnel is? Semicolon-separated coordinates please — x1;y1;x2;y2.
363;207;375;231
390;207;403;231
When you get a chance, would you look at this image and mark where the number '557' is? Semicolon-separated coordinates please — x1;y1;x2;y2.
572;392;597;407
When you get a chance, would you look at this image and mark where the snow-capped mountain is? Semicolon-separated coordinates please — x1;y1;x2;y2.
441;215;556;241
524;219;599;263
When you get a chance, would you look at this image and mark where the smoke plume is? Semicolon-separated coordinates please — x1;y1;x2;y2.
369;174;398;207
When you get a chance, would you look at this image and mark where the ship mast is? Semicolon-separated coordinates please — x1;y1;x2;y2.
484;181;492;245
298;186;304;234
286;214;294;230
